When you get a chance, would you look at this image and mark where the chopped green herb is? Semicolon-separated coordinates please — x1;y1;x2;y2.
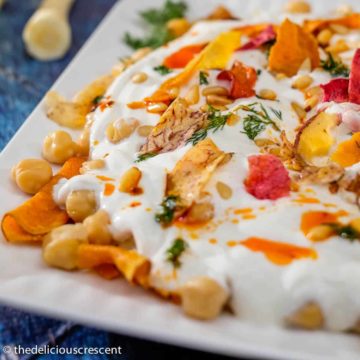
199;71;209;85
256;69;262;76
321;53;350;78
124;0;187;50
155;195;179;225
154;65;173;75
240;103;281;140
92;95;103;105
166;238;188;268
135;152;157;163
187;106;231;145
327;223;359;241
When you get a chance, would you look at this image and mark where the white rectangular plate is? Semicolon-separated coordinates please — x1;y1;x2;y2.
1;1;360;359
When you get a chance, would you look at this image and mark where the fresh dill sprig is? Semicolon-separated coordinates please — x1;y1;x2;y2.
166;238;188;268
240;103;281;140
135;152;157;163
326;223;359;241
321;53;350;78
124;1;187;50
187;106;231;145
154;65;173;75
199;71;209;85
155;195;179;225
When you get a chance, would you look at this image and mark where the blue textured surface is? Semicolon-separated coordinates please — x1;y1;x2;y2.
0;1;238;359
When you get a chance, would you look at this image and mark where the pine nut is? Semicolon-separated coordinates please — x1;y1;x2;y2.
305;95;320;111
206;94;232;106
131;47;152;62
306;225;335;241
292;75;313;90
137;125;154;137
258;89;277;101
184;201;214;224
317;29;333;46
167;18;191;37
276;73;287;80
132;72;148;84
202;86;229;97
80;159;105;174
119;167;142;193
185;85;200;105
291;102;306;121
147;102;168;113
305;86;322;98
216;181;233;200
326;39;349;54
336;4;353;16
329;24;349;35
226;114;240;126
254;138;276;147
284;0;311;13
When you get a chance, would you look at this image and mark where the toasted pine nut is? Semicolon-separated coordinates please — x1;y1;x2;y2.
305;95;320;111
292;75;313;90
80;159;105;174
276;73;287;80
291;102;306;121
284;0;311;13
202;86;229;97
184;201;214;224
206;94;232;106
166;18;191;37
185;85;200;105
216;181;232;200
119;167;142;193
305;86;322;99
131;47;152;62
226;114;240;126
147;102;168;113
137;125;154;137
168;87;180;99
254;138;276;147
326;39;349;54
336;4;353;16
306;225;335;241
317;29;333;46
132;72;148;84
329;24;349;35
258;89;277;101
286;302;324;330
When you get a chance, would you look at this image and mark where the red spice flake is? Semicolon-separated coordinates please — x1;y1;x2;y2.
163;44;206;69
96;175;115;182
209;238;217;244
239;25;276;51
129;201;141;208
244;154;291;200
217;61;257;99
349;48;360;104
320;78;349;103
127;101;146;110
103;183;115;196
99;96;115;112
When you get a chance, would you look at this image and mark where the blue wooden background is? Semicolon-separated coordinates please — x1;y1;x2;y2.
0;0;240;359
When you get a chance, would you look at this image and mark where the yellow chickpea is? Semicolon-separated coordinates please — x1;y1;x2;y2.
42;130;76;164
179;277;228;320
11;158;53;194
65;190;97;223
43;223;88;270
83;210;112;245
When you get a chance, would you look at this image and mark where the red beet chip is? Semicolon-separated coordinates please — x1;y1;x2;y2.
217;61;257;99
320;78;349;103
239;25;276;51
349;48;360;104
244;154;291;200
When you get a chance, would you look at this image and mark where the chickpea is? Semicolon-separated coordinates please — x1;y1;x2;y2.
285;302;324;330
83;210;112;245
43;224;88;270
106;118;139;144
12;158;52;194
65;190;97;223
179;277;228;320
42;130;76;164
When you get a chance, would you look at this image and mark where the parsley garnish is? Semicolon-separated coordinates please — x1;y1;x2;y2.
187;106;230;145
135;152;157;163
124;0;187;50
327;223;359;241
321;53;350;78
155;195;179;225
240;103;281;140
166;238;188;268
199;71;209;85
154;65;173;75
92;95;103;105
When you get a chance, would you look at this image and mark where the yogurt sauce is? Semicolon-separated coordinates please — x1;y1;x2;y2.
54;19;360;330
